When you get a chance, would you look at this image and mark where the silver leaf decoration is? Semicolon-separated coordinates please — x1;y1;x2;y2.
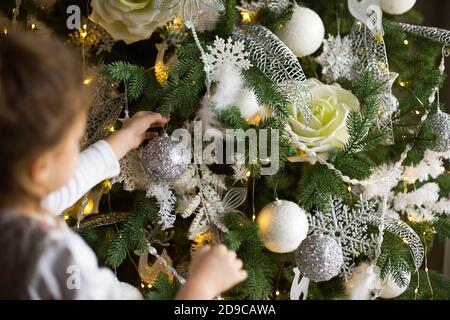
232;24;313;123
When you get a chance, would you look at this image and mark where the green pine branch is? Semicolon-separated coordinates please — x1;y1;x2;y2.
103;61;148;101
338;70;388;154
377;233;414;288
145;274;180;300
298;165;349;212
106;192;157;268
224;213;276;299
432;218;450;241
257;3;294;32
242;67;290;118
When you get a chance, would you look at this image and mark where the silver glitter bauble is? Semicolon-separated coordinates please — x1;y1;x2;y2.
142;134;189;182
295;233;343;282
427;111;450;152
257;199;309;253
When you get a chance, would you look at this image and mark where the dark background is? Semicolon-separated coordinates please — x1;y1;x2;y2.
415;0;450;277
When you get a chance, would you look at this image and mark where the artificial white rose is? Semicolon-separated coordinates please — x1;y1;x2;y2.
288;78;360;163
90;0;181;44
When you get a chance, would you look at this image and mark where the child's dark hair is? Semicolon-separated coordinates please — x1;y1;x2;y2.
0;28;89;205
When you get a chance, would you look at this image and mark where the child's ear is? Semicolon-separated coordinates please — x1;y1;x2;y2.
28;152;52;190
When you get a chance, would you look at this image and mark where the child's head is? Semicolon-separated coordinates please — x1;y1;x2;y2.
0;29;89;209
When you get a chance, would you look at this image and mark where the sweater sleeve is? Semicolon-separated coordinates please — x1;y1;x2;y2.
25;227;142;300
41;140;120;215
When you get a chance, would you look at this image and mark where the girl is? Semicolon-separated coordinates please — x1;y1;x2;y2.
0;28;247;300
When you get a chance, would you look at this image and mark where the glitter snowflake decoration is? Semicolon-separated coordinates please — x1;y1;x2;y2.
316;34;355;83
308;197;378;280
204;36;252;81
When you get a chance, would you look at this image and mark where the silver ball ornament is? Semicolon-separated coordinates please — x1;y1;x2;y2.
257;200;309;253
296;233;343;282
427;111;450;152
142;134;189;182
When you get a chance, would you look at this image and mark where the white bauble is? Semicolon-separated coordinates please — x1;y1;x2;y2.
381;0;416;15
257;200;309;253
235;88;261;120
379;271;411;299
276;5;325;57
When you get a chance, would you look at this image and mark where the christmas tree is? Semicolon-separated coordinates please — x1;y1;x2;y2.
2;0;449;300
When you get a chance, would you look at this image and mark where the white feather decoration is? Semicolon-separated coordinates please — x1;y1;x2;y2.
211;64;243;111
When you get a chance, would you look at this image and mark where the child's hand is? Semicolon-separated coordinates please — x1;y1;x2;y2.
175;245;247;300
105;111;169;160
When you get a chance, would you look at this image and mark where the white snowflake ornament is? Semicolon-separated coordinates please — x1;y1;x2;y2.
308;197;378;280
204;36;252;81
316;34;355;83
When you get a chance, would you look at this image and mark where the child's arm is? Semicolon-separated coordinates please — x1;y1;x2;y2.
41;140;120;215
175;245;248;300
42;112;168;214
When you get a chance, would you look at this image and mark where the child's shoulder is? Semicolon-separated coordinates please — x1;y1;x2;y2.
0;208;95;299
0;209;61;297
0;208;88;260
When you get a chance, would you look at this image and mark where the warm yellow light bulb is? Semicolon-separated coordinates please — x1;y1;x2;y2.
3;27;7;35
79;24;88;40
31;23;36;30
103;179;112;191
403;39;409;45
241;11;251;22
83;77;93;85
275;290;280;296
241;10;257;23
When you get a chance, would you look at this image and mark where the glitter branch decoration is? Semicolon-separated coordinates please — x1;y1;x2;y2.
237;0;292;13
77;212;130;230
84;71;125;147
232;24;313;123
